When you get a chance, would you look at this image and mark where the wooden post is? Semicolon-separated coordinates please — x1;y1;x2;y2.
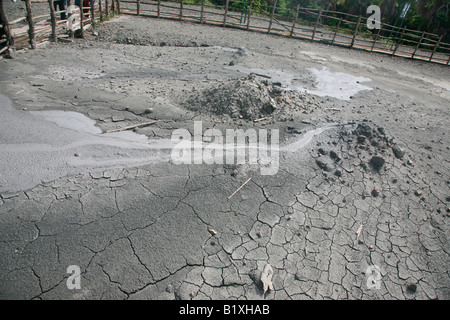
200;0;205;23
370;26;381;51
311;9;322;41
48;0;57;43
0;0;16;58
412;31;425;59
392;26;405;56
91;0;95;32
157;0;160;17
223;0;229;27
350;15;361;48
137;0;140;15
111;0;115;16
67;0;74;38
179;0;183;21
24;0;36;49
290;5;299;37
105;0;109;17
116;0;120;14
99;0;103;21
267;0;278;33
246;0;252;30
331;17;342;44
429;34;442;62
79;0;84;38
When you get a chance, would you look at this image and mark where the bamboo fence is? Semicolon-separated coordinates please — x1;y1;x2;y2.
1;0;449;65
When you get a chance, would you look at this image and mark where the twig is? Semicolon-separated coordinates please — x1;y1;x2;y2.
354;224;364;245
105;120;159;133
251;72;271;79
253;116;273;122
228;178;252;200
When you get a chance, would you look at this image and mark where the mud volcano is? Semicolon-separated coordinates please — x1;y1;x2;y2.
184;75;301;121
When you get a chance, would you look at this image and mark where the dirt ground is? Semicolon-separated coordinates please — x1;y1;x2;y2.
0;14;449;300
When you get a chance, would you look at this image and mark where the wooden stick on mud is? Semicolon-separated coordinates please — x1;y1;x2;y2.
228;178;252;200
105;120;159;133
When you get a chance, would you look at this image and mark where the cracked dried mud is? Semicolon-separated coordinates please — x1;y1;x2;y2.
0;15;449;300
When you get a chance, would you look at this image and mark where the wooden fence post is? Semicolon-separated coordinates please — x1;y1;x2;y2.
67;0;74;38
105;0;109;18
99;0;103;21
267;0;278;33
137;0;140;15
429;34;442;62
311;9;322;41
246;0;252;30
200;0;205;23
79;0;84;38
180;0;183;21
392;26;405;55
117;0;120;14
412;31;425;59
157;0;161;17
350;15;361;48
331;17;342;44
223;0;229;27
91;0;95;32
48;0;57;43
370;26;381;51
0;0;16;57
290;5;299;37
111;0;115;16
24;0;36;49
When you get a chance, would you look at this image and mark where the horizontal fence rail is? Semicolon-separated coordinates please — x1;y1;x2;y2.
1;0;449;65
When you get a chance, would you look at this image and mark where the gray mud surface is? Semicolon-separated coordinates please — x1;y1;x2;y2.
0;15;449;300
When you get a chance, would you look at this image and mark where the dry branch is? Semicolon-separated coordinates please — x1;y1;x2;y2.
105;120;159;133
228;178;252;200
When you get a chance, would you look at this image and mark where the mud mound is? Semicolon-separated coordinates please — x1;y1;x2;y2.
183;76;301;121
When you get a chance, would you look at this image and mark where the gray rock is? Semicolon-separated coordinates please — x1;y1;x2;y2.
392;145;405;159
316;159;332;172
370;156;385;170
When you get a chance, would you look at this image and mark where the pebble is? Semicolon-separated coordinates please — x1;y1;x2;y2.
392;145;405;159
370;156;385;170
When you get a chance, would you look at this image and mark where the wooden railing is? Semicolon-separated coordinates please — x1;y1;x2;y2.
1;0;449;65
119;0;450;65
0;0;120;56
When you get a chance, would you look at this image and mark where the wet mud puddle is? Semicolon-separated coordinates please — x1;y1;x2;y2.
225;65;372;100
0;92;343;193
